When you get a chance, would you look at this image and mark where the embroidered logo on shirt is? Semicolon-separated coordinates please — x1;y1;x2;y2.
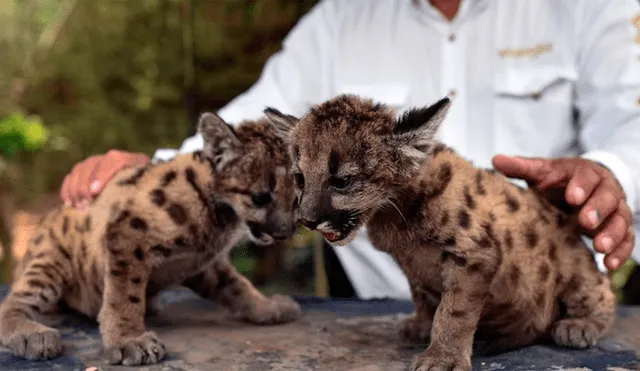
633;14;640;43
498;43;552;58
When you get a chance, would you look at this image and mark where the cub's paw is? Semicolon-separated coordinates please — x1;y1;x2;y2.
245;294;302;325
551;318;599;349
3;325;62;360
411;346;471;371
399;314;430;344
104;331;166;366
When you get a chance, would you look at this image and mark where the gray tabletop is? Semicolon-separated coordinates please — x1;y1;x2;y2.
0;285;638;371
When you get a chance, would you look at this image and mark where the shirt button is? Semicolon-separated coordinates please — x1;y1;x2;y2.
448;33;456;42
448;89;457;98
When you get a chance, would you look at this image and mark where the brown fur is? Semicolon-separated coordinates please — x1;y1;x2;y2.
264;95;616;371
0;113;301;365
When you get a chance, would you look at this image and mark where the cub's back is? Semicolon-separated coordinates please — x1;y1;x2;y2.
95;154;216;244
426;147;601;294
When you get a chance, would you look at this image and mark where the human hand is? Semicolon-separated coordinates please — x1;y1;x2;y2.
60;150;150;209
492;155;634;271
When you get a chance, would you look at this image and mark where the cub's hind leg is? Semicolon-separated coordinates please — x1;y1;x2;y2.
552;254;615;349
98;223;166;366
0;242;72;360
182;258;301;325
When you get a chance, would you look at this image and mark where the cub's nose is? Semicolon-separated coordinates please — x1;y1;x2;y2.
300;218;319;230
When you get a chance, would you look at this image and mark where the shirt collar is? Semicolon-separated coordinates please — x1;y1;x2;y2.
411;0;489;27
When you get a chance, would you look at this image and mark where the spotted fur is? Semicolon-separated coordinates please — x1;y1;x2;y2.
0;113;301;365
265;95;616;371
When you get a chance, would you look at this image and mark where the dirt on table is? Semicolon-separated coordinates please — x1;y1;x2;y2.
56;300;415;371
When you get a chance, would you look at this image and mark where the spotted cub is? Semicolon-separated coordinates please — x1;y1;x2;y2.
0;113;301;365
264;95;616;371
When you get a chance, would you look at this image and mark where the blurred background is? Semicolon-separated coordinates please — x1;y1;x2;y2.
0;0;325;297
0;0;637;303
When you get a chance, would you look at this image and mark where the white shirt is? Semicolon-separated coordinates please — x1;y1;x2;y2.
154;0;640;300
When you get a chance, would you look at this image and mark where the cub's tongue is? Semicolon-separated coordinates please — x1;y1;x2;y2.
322;232;338;241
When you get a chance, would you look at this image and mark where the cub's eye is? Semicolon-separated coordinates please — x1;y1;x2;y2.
251;192;272;207
329;176;353;190
294;172;305;188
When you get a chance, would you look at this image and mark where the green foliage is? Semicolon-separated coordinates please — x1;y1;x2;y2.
0;0;318;206
0;112;48;158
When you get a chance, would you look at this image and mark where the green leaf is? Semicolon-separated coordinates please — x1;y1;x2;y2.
23;120;48;150
0;111;49;156
0;132;24;158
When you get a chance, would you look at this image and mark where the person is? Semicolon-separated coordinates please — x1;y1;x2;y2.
60;0;640;300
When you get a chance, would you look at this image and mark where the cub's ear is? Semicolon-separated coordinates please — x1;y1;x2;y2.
197;112;241;171
263;107;299;142
390;97;451;163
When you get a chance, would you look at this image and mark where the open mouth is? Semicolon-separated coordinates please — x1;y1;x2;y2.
314;222;344;243
253;232;274;245
313;214;360;244
250;231;291;246
321;232;341;242
319;229;358;246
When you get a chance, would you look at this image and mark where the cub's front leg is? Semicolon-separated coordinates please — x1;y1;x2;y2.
183;258;301;325
411;250;496;371
400;284;439;344
98;227;166;366
0;246;71;360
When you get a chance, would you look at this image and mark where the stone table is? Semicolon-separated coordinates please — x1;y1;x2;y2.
0;285;638;371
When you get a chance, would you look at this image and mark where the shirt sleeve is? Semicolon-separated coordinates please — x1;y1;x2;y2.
151;0;338;163
573;0;640;264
